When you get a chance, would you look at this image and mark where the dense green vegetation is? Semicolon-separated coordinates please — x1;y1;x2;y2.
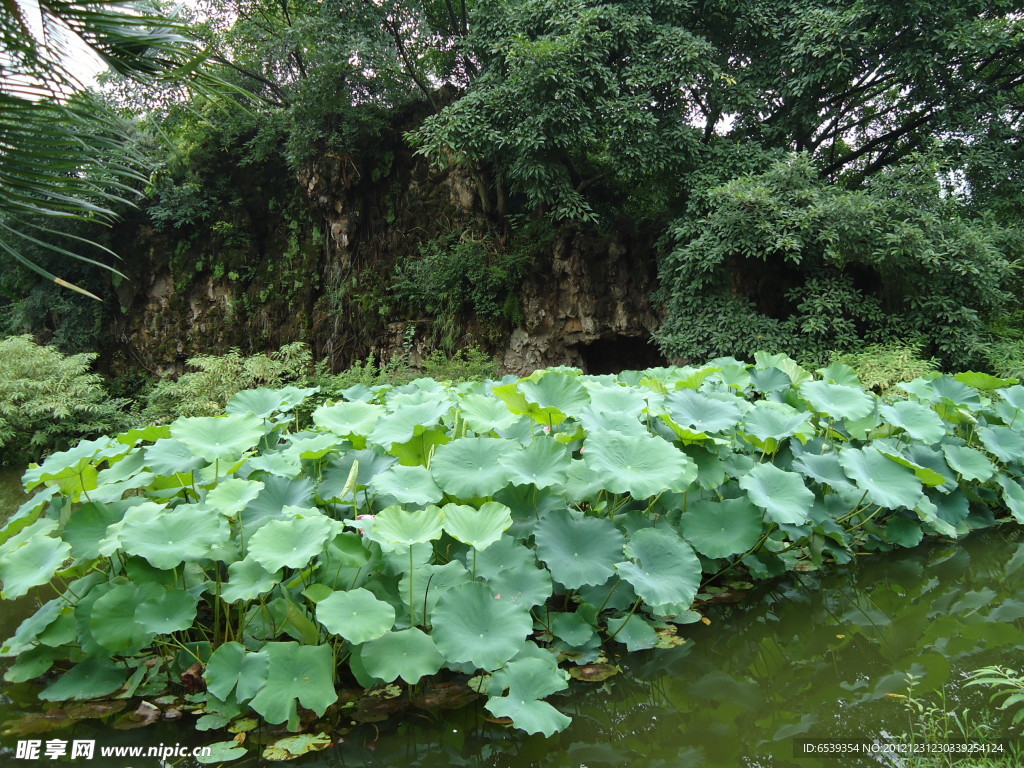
2;355;1024;755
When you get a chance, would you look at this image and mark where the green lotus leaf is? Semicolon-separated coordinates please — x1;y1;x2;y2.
244;476;315;532
816;361;860;387
432;581;532;670
38;657;129;702
738;463;815;525
248;513;339;571
143;438;205;476
5;645;58;683
96;449;146;486
838;446;924;510
473;536;536;580
90;582;160;653
955;372;1019;391
119;505;229;570
370;505;444;550
134;588;200;634
500;438;571;488
315;588;395;644
519;372;591;420
740;402;814;452
665;390;744;434
534;509;624;589
791;450;858;495
313;400;384;439
799;380;875;421
457;394;522;433
881;451;948;487
22;437;118;492
879;401;946;444
615;527;701;608
205;478;265;518
885;514;924;548
369;400;450;448
171;413;265;464
389;427;451;467
997;384;1024;411
941;444;996;482
978;426;1024;463
755;352;812;386
584;430;696;498
282;434;338;461
369;464;443;505
586;385;647;418
221;556;281;603
358;628;445;684
196;741;248;764
262;733;332;761
680;497;764;558
248;642;338;728
607;613;659;651
0;534;72;599
484;656;571;737
247;451;302;478
579;407;649;437
116;424;171;446
228;385;317;418
550;612;596;646
750;366;792;394
318;450;395;501
2;598;64;656
482;560;553;609
399;561;471;619
430;438;513;498
442;502;512;551
998;476;1024;524
204;641;269;703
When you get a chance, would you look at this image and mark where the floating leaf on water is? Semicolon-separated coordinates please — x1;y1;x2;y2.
568;663;620;682
655;626;687;648
39;657;129;702
262;732;332;761
196;741;248;764
248;642;338;729
484;656;571;737
228;717;259;733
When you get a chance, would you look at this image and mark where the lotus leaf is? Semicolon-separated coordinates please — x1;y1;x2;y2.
90;582;159;653
2;598;64;656
519;372;591;421
370;464;443;505
143;438;205;476
885;514;924;548
586;384;647;418
800;380;875;421
248;642;338;728
319;450;395;500
313;401;384;439
680;498;764;558
584;430;696;498
197;741;248;764
358;628;444;684
390;427;451;467
248;513;339;571
204;641;270;702
484;656;571;736
22;437;118;492
221;557;281;603
262;732;332;761
247;451;302;478
282;434;338;461
839;446;925;510
755;352;812;386
38;657;128;702
550;612;596;646
432;581;532;670
442;502;512;551
738;463;815;525
534;509;624;589
316;588;395;644
666;389;744;434
941;444;996;482
369;400;450;448
430;438;513;498
370;505;444;550
500;438;571;488
205;478;265;518
791;450;858;496
750;366;792;393
978;426;1024;463
615;527;701;608
740;402;814;451
998;476;1024;524
457;394;522;433
134;589;200;634
483;561;553;609
473;536;536;579
607;614;659;651
0;534;71;599
879;401;946;444
118;505;228;570
171;413;265;464
399;561;471;618
228;386;317;419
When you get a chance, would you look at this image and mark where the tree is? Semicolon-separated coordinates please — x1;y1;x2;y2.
0;0;232;296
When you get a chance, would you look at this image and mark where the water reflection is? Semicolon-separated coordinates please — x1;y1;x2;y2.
2;460;1023;768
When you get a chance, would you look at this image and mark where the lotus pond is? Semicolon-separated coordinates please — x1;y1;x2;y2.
2;356;1024;766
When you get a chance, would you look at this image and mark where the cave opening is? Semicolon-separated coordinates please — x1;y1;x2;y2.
575;335;666;375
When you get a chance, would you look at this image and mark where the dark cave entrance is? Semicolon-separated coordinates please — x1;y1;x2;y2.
575;335;666;375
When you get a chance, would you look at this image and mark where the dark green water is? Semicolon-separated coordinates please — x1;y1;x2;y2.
3;469;1024;767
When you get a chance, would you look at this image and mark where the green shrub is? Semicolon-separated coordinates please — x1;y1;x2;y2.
142;342;312;423
0;335;129;466
829;342;941;397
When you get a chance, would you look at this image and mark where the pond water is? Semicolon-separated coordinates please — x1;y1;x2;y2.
2;469;1024;767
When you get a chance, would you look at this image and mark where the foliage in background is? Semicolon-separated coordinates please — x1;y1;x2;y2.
3;354;1024;755
0;336;130;466
655;156;1020;370
830;343;941;398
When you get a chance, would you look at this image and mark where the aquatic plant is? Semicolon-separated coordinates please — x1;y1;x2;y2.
2;354;1024;757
